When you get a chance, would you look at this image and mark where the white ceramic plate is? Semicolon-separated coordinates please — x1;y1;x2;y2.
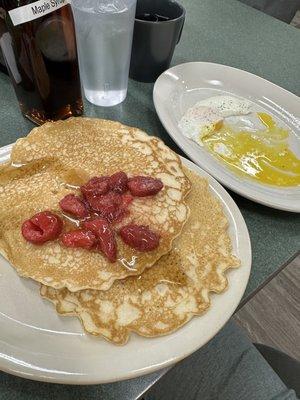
0;143;251;384
153;62;300;212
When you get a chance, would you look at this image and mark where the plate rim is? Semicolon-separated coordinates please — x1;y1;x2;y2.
0;143;251;385
153;61;300;213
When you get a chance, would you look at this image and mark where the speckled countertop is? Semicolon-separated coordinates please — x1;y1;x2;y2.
0;0;299;398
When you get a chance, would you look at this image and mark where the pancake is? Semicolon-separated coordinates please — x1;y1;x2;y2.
0;118;191;291
41;168;240;344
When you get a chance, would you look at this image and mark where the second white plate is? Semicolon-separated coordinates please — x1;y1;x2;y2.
153;62;300;212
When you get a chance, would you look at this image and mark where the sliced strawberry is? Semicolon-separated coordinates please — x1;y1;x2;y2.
108;171;128;194
119;224;160;251
61;229;96;249
110;194;134;223
59;194;88;218
128;176;163;197
81;176;109;198
82;218;107;235
86;192;122;222
83;218;117;262
22;211;63;245
121;193;133;209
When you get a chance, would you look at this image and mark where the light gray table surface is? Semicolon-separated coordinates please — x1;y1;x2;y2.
0;0;299;399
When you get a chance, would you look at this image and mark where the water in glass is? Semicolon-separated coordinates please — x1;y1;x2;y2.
72;0;136;107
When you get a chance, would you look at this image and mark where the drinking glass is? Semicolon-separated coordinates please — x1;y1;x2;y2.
72;0;137;107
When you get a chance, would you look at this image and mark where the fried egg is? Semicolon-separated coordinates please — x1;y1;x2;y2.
179;95;252;143
178;95;300;187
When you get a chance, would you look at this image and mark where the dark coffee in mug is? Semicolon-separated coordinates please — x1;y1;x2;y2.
136;13;171;22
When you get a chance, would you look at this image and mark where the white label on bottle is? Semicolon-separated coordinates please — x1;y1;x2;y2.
8;0;70;26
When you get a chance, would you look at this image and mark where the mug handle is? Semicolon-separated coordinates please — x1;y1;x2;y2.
177;16;185;44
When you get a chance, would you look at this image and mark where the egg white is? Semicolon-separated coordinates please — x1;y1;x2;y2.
178;105;223;141
196;95;252;117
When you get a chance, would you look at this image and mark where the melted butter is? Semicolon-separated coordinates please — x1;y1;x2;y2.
202;113;300;187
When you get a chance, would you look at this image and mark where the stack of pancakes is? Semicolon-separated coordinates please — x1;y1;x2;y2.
0;118;239;345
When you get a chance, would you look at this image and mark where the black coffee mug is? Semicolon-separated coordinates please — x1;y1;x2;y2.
129;0;185;83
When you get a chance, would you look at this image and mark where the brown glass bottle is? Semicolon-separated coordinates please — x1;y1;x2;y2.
0;1;83;125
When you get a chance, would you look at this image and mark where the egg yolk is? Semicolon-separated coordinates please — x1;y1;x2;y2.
202;113;300;187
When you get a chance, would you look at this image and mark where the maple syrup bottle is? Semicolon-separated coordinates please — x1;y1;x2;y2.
0;0;83;125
